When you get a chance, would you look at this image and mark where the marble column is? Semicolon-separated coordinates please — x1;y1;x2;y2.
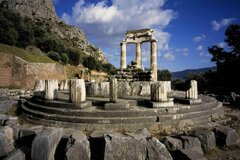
33;80;45;98
150;40;158;81
69;79;86;103
135;42;142;69
110;77;118;103
120;42;127;70
186;80;198;99
45;80;58;100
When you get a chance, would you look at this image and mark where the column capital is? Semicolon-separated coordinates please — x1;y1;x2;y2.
120;41;127;45
150;38;158;42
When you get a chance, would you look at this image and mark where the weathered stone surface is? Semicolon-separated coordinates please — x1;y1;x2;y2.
33;80;45;98
45;80;58;100
214;125;240;146
147;137;173;160
0;126;15;158
163;136;183;151
69;79;86;103
65;131;90;160
104;133;172;160
4;149;26;160
193;127;216;150
0;0;58;21
104;100;129;110
59;80;69;91
86;82;109;97
180;136;203;155
109;78;118;103
104;133;146;160
118;81;131;98
173;149;207;160
0;53;67;88
186;80;198;99
0;114;9;126
0;100;17;114
151;81;171;102
9;125;21;141
31;127;63;160
139;82;151;96
135;128;152;138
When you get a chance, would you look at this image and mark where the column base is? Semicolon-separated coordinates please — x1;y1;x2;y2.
150;101;174;108
73;101;92;109
174;98;202;105
104;100;129;110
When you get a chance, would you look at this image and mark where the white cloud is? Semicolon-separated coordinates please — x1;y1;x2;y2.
211;18;235;31
218;42;225;48
175;48;189;56
193;34;206;42
199;52;204;57
163;52;175;61
62;0;176;51
196;45;204;52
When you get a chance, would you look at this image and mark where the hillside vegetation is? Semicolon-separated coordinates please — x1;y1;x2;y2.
0;43;54;63
0;8;116;74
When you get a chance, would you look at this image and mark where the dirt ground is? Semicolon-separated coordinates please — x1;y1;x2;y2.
205;103;240;160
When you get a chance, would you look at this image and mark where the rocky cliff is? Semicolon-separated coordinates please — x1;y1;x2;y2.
0;0;58;21
0;0;108;63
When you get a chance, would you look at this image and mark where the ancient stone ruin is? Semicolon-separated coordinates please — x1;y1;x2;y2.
116;28;158;81
1;28;237;160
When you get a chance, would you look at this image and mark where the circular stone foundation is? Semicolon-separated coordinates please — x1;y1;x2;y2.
21;91;224;134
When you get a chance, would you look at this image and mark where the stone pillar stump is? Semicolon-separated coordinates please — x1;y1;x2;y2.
150;82;173;108
33;80;45;98
69;79;86;103
45;80;58;100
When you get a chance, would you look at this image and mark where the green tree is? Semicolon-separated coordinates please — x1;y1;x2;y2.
157;69;172;81
208;24;240;94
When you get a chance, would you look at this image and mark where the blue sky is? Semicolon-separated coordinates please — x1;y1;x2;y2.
53;0;240;72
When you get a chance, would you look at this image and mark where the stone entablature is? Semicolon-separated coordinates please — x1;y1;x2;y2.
120;28;158;81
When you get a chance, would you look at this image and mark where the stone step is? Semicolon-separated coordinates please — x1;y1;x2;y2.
25;101;159;117
21;105;158;124
154;100;218;114
21;114;157;132
26;98;219;118
157;102;222;122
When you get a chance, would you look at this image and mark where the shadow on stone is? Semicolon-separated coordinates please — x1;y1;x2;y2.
89;137;105;160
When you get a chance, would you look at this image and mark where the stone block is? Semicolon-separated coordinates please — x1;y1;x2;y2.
0;126;15;158
150;100;174;108
163;136;183;151
4;149;25;160
65;131;90;160
45;80;58;100
193;127;216;150
31;127;63;160
173;149;207;160
214;125;239;147
104;101;129;110
69;79;86;103
104;133;146;160
33;80;45;98
146;137;173;160
180;136;203;155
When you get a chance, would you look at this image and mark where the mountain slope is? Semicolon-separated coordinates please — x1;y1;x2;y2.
172;67;216;79
0;0;107;63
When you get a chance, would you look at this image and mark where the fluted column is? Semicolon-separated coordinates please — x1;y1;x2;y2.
120;42;127;70
150;40;158;81
135;42;142;69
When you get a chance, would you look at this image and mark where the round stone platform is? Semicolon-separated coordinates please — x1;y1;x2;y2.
20;91;224;133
